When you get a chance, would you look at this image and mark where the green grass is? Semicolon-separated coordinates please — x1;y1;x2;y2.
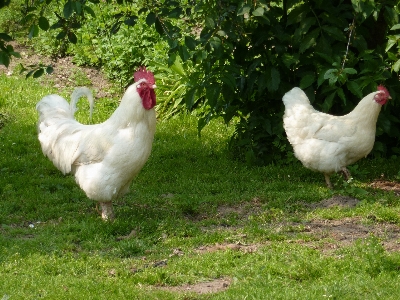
1;72;400;299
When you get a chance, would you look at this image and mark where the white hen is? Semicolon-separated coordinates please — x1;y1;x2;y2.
36;67;157;220
282;85;391;188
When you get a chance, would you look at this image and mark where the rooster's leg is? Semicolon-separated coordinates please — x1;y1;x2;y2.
324;174;333;189
99;201;114;221
341;167;351;181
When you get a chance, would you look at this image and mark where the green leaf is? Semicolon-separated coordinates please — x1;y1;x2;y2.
10;52;21;58
237;4;251;16
0;52;10;68
390;24;400;31
33;68;44;78
146;12;156;26
63;0;75;19
184;36;197;50
252;7;264;17
351;0;375;21
75;1;82;15
38;16;50;31
299;28;320;53
124;16;137;26
185;87;197;109
347;81;363;98
286;4;308;26
206;84;220;108
385;36;398;52
168;7;182;18
221;73;236;91
56;31;66;40
294;17;316;43
205;17;215;29
323;69;338;85
178;45;190;62
281;53;298;69
392;59;400;73
46;66;54;74
194;50;207;64
110;21;122;34
0;32;12;41
321;25;346;42
155;18;164;35
299;74;315;89
167;53;177;67
267;67;280;92
26;69;35;78
84;6;96;18
322;91;336;112
337;87;346;105
315;52;335;64
28;24;39;39
68;32;77;44
209;36;221;50
343;68;357;75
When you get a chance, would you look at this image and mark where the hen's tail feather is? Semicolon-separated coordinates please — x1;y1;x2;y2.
70;87;94;123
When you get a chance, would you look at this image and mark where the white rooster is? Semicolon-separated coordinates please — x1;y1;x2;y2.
282;85;391;188
36;67;157;220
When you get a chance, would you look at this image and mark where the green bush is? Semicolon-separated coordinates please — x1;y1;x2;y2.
2;0;400;164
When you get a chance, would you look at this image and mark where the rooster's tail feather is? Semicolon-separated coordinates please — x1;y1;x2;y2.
70;87;94;122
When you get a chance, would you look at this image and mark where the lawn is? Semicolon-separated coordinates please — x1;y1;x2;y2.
1;71;400;299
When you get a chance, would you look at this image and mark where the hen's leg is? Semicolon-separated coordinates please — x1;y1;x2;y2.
324;174;333;189
99;201;114;221
341;167;351;181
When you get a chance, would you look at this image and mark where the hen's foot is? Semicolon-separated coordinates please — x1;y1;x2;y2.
99;201;114;221
324;174;333;189
341;167;351;181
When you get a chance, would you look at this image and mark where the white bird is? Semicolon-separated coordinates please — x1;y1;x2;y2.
282;85;391;188
36;67;157;220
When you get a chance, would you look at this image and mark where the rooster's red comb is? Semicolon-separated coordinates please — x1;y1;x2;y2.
377;85;390;97
134;66;155;85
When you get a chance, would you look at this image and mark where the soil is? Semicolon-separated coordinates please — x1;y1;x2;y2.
0;41;115;98
157;278;231;295
370;179;400;196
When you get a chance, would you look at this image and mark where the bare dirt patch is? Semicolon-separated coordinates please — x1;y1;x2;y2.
306;195;360;209
216;197;263;218
287;217;400;252
0;41;115;98
196;242;259;254
370;179;400;196
157;277;231;295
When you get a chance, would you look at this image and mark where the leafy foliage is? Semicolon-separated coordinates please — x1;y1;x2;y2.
0;32;20;67
2;0;400;164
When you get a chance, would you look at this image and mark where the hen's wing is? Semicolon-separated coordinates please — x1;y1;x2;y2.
306;113;357;143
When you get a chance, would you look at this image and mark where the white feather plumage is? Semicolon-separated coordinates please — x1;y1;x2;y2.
282;87;384;187
36;81;156;219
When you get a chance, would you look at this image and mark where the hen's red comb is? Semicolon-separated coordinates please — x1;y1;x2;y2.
134;66;155;85
377;85;390;97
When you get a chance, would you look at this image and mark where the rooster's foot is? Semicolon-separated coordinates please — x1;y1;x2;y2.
99;201;114;221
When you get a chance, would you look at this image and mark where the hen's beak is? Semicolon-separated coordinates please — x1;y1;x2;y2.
152;84;157;89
